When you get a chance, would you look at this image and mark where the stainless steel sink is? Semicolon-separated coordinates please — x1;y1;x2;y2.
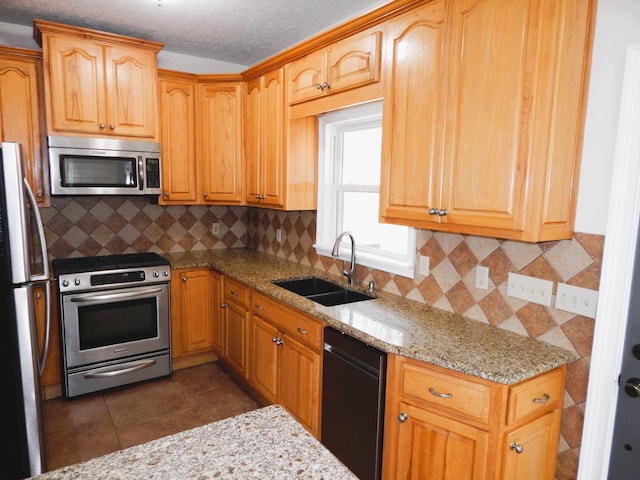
272;276;374;306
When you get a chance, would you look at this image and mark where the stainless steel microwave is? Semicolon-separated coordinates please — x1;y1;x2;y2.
48;135;162;196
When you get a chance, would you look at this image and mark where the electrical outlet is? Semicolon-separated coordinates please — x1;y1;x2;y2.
475;266;489;290
211;223;220;235
418;255;430;276
555;283;598;318
276;228;282;243
507;272;553;306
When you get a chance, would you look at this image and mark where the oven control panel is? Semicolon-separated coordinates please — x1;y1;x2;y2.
58;266;171;293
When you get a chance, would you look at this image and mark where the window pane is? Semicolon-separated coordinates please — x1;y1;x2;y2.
342;127;382;185
342;192;409;256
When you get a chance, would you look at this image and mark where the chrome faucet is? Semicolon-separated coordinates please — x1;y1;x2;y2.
332;231;357;285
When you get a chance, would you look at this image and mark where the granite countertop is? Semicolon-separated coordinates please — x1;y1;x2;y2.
30;405;357;480
165;249;576;385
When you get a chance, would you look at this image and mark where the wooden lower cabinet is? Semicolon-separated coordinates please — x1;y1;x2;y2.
221;278;250;379
249;291;322;437
383;354;566;480
171;268;221;360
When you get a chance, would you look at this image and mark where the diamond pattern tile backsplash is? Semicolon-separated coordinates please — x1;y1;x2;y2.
42;198;602;480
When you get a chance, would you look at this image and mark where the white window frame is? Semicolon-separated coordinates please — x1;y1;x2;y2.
315;101;416;278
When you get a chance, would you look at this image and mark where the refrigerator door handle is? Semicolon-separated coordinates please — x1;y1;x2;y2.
23;178;49;281
37;281;51;376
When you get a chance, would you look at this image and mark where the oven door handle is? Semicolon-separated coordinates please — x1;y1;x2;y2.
70;287;164;304
84;359;157;379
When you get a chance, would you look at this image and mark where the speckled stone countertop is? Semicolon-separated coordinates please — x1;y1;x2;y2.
30;405;357;480
165;249;576;384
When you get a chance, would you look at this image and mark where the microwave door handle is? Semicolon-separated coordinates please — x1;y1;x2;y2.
138;155;144;191
70;287;163;304
24;178;49;281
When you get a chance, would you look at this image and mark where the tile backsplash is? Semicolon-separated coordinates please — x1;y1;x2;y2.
42;197;601;480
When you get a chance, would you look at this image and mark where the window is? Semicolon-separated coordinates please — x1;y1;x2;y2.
315;101;416;278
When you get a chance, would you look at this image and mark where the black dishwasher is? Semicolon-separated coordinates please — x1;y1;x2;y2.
321;326;387;480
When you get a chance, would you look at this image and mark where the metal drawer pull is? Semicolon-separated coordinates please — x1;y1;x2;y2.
533;393;550;403
272;336;284;345
230;290;238;296
428;387;453;399
398;412;408;423
510;442;524;454
296;327;308;335
255;304;264;310
84;359;156;378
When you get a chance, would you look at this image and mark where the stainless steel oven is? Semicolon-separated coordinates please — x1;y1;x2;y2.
53;253;171;397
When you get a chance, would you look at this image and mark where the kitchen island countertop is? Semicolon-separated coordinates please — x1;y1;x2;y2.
165;249;576;385
30;405;356;480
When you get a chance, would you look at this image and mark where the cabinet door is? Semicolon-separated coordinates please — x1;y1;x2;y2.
440;0;531;231
0;54;46;204
244;77;262;204
390;401;489;480
178;270;214;354
502;410;561;480
104;45;158;138
379;1;447;226
287;50;326;104
200;83;243;204
224;300;248;378
280;334;321;437
158;77;199;204
210;271;224;354
45;35;106;134
327;29;381;94
260;68;285;208
249;314;279;403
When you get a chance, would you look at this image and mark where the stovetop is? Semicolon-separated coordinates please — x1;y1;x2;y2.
52;252;170;275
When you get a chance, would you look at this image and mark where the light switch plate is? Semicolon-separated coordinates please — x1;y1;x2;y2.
418;255;430;276
507;272;553;306
276;228;282;243
211;223;220;235
555;283;598;318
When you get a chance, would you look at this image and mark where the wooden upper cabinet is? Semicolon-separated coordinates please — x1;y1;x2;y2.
0;48;47;205
244;68;285;208
159;73;199;204
287;28;382;105
35;20;162;140
199;81;244;204
380;1;447;230
379;0;595;242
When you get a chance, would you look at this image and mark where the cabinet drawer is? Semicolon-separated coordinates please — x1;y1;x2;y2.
224;278;250;306
399;359;493;424
507;367;565;425
252;292;323;351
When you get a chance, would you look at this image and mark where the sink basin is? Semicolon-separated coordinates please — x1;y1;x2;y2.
272;276;374;306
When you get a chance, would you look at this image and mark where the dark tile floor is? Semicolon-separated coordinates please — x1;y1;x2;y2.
43;362;262;471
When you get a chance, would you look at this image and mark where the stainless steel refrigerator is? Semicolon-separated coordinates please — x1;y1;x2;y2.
0;142;51;478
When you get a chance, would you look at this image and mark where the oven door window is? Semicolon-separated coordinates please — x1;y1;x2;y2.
78;298;157;350
60;155;137;188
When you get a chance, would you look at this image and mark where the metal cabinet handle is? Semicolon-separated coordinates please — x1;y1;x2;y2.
221;303;228;308
164;192;169;197
202;192;208;197
296;327;308;335
255;304;264;310
182;277;187;281
99;123;105;129
428;387;453;399
230;290;239;296
109;124;115;130
437;208;448;216
510;442;524;454
272;336;284;345
533;393;550;403
398;412;408;423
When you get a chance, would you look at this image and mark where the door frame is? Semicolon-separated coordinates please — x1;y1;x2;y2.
578;44;640;478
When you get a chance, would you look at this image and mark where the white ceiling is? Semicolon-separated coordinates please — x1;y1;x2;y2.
0;0;390;67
